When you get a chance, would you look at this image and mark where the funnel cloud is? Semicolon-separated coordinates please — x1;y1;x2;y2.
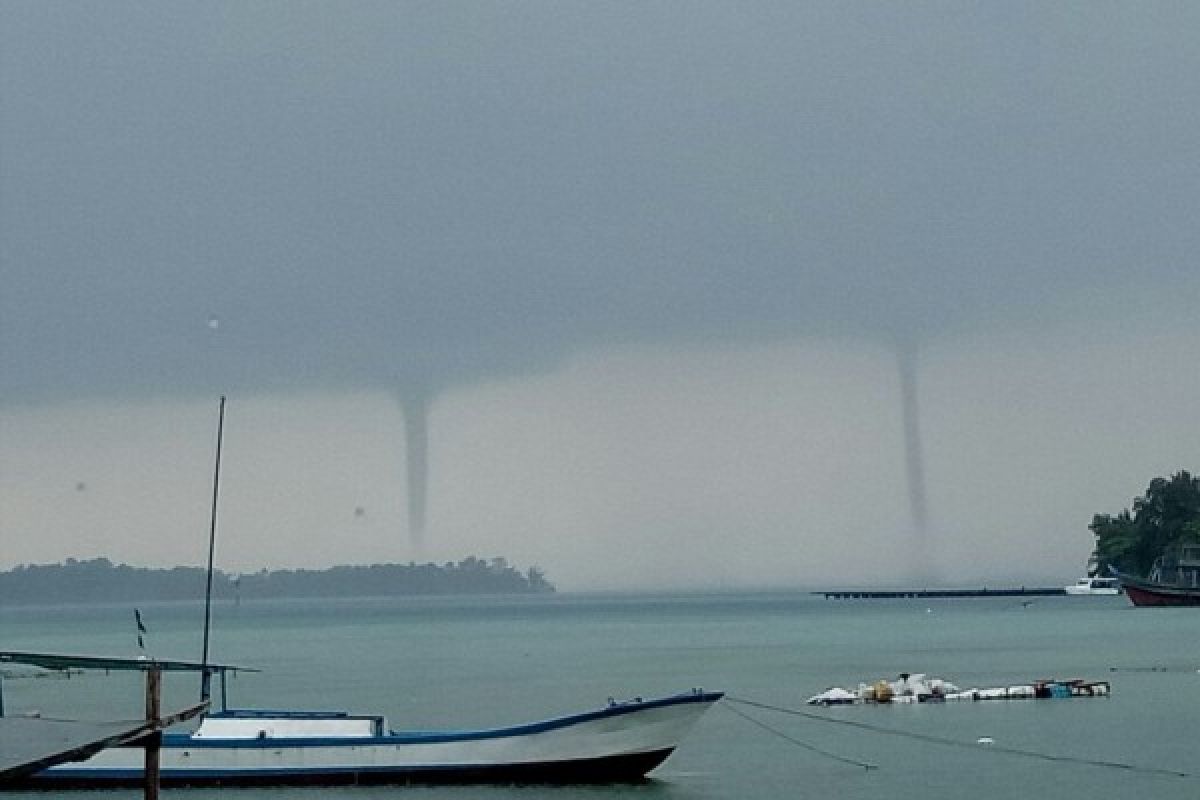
398;385;430;552
896;339;932;581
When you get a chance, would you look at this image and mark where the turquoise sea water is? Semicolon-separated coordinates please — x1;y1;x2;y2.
2;592;1197;799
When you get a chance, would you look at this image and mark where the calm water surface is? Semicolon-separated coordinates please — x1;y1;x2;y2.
2;592;1197;799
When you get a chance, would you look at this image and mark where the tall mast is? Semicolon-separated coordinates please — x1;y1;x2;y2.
200;395;226;702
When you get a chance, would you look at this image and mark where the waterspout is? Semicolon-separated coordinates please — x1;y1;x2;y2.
397;384;430;553
896;338;935;582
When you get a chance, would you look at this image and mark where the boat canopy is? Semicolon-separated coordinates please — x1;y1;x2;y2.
0;651;253;674
0;651;256;715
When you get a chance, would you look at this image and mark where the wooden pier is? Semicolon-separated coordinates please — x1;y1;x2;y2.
815;587;1067;599
0;651;251;797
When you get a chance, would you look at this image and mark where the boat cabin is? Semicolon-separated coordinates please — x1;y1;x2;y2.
1149;544;1200;587
194;710;386;739
1081;577;1119;591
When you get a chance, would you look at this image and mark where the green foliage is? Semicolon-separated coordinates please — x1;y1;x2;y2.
1090;471;1200;577
0;556;555;606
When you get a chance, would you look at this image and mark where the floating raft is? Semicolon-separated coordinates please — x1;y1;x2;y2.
808;675;1110;706
816;587;1066;599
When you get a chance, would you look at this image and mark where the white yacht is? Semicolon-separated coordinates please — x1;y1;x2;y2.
1063;576;1121;595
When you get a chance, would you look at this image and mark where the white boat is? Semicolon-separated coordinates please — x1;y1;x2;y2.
1063;577;1121;595
25;688;721;787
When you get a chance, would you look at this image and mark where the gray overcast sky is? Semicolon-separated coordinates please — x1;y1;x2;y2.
2;2;1197;589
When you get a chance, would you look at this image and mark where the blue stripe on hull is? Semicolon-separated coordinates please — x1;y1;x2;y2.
17;748;676;787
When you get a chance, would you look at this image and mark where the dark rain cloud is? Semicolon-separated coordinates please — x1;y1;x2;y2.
3;1;1199;403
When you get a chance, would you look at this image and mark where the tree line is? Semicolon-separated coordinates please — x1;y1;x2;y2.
1089;470;1200;577
0;556;554;606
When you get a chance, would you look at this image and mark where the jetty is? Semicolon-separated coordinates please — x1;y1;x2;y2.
0;651;251;798
0;716;165;781
815;587;1067;599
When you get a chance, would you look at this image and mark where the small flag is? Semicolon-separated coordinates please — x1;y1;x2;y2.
135;609;148;652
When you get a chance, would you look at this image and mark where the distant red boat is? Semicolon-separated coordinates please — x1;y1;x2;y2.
1114;572;1200;607
1113;544;1200;607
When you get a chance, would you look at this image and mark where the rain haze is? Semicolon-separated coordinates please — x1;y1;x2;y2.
2;2;1197;590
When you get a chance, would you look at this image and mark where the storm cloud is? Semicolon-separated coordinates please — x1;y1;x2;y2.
3;2;1198;584
6;2;1198;395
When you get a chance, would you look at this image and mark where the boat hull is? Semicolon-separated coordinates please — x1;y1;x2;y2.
24;749;676;788
1115;573;1200;606
1122;582;1200;607
22;691;722;788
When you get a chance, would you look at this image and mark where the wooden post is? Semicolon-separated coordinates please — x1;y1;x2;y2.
144;667;161;800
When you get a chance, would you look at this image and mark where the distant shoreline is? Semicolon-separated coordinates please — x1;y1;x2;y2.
0;557;554;606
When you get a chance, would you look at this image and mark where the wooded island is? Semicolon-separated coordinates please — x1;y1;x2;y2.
0;556;554;605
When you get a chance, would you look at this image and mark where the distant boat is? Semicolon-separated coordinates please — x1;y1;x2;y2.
1113;572;1200;607
25;689;722;787
1111;544;1200;607
1063;577;1121;596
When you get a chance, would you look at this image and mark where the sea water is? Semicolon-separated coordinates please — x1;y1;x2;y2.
2;592;1197;799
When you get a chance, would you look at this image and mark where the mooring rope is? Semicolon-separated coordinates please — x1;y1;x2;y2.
724;696;1191;779
720;698;877;770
